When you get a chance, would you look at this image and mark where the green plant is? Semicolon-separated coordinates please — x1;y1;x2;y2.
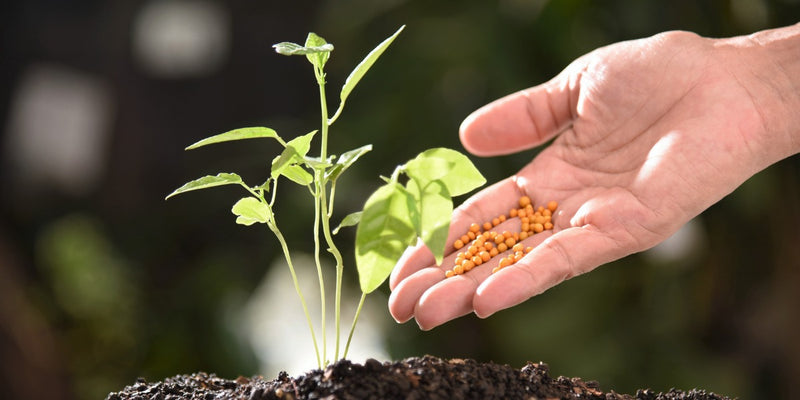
166;26;485;367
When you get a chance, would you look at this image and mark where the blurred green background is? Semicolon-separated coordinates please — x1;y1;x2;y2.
1;1;799;399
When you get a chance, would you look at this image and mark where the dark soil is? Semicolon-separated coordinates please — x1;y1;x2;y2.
106;355;732;400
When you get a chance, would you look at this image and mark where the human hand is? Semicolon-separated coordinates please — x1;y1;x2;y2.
388;27;800;330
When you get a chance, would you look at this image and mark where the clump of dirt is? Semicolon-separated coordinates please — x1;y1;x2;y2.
106;355;732;400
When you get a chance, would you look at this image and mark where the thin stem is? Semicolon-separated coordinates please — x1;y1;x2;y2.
328;181;337;218
270;219;322;368
315;64;346;361
269;179;279;207
328;101;344;126
320;185;345;360
343;292;367;360
314;64;332;365
312;174;327;365
317;67;329;161
248;181;321;367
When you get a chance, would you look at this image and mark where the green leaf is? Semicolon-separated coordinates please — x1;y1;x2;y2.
325;144;372;181
286;130;317;157
304;155;334;170
281;164;314;185
273;41;334;57
405;147;486;196
355;183;416;293
406;179;453;265
255;179;271;193
332;211;362;235
304;32;331;68
271;131;317;179
185;127;281;150
404;155;452;183
231;197;271;226
338;26;404;114
165;173;243;200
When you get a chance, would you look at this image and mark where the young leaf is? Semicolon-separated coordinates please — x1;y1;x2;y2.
337;26;404;115
305;32;331;69
231;197;271;226
165;173;243;200
406;178;453;265
304;155;334;170
185;127;282;150
404;155;452;184
332;211;362;235
406;148;486;196
281;164;314;186
271;131;317;179
355;183;416;294
273;41;334;57
325;144;372;181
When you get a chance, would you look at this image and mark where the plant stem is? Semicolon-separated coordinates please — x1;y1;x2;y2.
315;64;346;361
249;182;322;367
313;65;329;365
343;292;367;359
269;221;322;368
321;187;345;360
312;176;327;365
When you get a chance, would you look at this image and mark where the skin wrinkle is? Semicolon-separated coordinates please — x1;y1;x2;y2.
619;195;666;249
768;51;800;154
723;62;769;170
539;232;577;281
545;82;567;137
522;89;545;145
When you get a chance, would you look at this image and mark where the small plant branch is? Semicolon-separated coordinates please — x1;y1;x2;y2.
320;192;345;360
270;179;279;207
327;182;337;219
313;60;348;362
269;219;322;368
328;103;344;126
343;292;367;359
312;175;327;365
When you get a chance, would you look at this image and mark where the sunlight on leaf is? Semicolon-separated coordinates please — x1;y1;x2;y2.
325;144;372;181
333;211;362;235
335;26;404;119
273;41;333;57
271;131;317;179
305;32;331;68
281;164;313;185
185;127;281;150
407;148;486;196
165;173;243;200
231;197;270;226
406;179;452;265
355;183;415;293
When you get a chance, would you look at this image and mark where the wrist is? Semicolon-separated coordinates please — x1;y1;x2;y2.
726;24;800;162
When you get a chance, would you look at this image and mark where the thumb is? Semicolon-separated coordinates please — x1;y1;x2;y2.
460;74;576;157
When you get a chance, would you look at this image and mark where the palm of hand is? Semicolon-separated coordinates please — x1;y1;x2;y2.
389;31;767;330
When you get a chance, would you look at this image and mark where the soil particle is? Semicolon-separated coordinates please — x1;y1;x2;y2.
106;356;733;400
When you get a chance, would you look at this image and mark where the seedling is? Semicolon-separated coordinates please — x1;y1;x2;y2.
166;26;485;368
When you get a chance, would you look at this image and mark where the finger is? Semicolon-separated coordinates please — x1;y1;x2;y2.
388;247;461;323
389;177;526;290
460;74;576;157
472;223;631;318
389;216;525;323
413;230;554;330
388;267;444;323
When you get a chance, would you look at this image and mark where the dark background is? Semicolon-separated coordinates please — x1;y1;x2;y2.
2;1;799;399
